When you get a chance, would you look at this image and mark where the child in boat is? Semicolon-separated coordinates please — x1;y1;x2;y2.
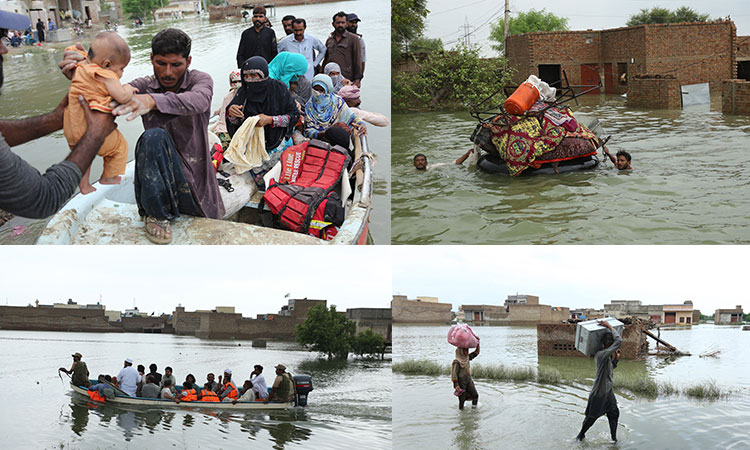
63;32;135;194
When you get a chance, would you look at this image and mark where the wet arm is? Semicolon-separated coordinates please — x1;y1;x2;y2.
455;148;474;165
603;146;616;164
100;76;135;104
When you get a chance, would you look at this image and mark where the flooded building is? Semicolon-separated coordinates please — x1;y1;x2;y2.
662;304;694;325
392;295;452;324
346;308;392;341
463;295;569;326
506;21;738;95
537;322;649;360
715;305;744;324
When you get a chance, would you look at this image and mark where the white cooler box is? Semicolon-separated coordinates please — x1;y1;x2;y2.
575;317;624;356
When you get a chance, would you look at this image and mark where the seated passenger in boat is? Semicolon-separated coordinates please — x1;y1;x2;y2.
304;74;366;140
160;378;178;401
218;369;239;402
204;372;219;393
603;147;632;171
209;70;242;151
338;85;390;128
251;364;268;400
198;384;220;402
226;56;300;188
159;366;177;393
264;364;295;403
116;358;141;397
88;374;116;400
183;373;197;387
179;381;198;402
235;379;256;402
140;374;161;398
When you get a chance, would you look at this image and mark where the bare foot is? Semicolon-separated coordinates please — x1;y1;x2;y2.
144;216;172;245
79;182;97;195
99;175;122;185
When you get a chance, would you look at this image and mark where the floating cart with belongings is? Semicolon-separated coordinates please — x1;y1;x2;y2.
575;317;624;356
468;72;610;176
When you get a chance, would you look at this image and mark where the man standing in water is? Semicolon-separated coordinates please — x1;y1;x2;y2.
323;12;363;87
236;6;277;66
576;319;622;443
1;13;116;220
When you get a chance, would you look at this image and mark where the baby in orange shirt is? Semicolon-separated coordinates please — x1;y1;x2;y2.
64;32;135;194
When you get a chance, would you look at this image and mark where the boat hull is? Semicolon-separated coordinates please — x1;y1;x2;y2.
477;154;599;175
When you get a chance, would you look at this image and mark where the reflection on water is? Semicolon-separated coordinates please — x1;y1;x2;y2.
537;355;648;383
391;95;750;244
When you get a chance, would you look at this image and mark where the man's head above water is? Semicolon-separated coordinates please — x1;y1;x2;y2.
413;153;427;170
615;150;632;170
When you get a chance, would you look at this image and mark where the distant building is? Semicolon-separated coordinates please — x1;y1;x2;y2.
662;304;694;325
505;294;539;306
462;305;508;324
715;305;744;325
277;298;326;316
104;310;121;322
392;295;452;323
346;308;392;341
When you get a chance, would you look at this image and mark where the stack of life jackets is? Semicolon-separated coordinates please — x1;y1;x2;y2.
262;139;350;240
180;387;198;402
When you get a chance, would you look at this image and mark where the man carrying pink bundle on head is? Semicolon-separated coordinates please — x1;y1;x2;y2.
448;323;481;410
64;32;135;194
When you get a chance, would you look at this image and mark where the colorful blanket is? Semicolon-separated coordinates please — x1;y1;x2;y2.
486;104;598;175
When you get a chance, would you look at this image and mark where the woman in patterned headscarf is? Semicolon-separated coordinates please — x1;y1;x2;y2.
323;62;349;94
303;74;365;139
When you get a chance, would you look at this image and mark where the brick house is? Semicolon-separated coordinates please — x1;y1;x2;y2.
506;21;741;96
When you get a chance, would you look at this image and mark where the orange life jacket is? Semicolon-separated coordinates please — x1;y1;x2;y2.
222;381;238;399
181;388;197;402
87;389;106;402
199;389;220;402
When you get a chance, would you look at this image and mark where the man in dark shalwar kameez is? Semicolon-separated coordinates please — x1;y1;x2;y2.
576;319;622;443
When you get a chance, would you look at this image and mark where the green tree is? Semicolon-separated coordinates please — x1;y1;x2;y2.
392;43;514;111
409;36;443;54
295;304;356;360
392;0;429;60
626;7;710;26
490;9;569;54
121;0;167;19
352;329;387;359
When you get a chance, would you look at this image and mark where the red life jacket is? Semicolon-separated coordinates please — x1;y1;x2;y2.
199;389;220;402
87;389;106;402
263;139;349;239
181;388;197;402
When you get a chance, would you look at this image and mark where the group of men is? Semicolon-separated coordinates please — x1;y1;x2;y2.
63;354;296;404
237;7;366;87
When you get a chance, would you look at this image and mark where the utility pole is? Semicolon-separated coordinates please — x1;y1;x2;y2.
504;0;510;57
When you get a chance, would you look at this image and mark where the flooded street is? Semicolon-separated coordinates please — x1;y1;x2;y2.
0;330;391;449
392;324;750;449
1;0;390;244
391;95;750;244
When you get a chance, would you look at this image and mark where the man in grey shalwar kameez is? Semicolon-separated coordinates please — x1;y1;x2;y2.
576;319;622;443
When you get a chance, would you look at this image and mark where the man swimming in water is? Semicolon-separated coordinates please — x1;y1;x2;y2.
413;149;474;171
603;147;632;171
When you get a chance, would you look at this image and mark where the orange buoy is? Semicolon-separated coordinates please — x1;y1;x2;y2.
504;82;540;115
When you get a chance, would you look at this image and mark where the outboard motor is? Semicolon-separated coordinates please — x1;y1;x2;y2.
293;374;313;407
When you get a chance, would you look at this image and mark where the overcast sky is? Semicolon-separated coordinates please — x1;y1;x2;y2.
392;246;748;312
0;247;392;316
424;0;750;57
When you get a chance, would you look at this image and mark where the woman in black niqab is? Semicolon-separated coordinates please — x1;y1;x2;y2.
226;56;300;151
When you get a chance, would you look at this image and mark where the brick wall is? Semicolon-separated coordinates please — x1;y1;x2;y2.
508;22;736;94
392;298;452;323
508;304;570;325
628;77;682;108
722;80;750;114
0;305;120;332
112;316;174;333
347;308;392;341
739;36;750;59
537;323;649;360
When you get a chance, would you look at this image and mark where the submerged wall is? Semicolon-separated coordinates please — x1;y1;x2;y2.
628;77;682;109
722;80;750;114
0;305;120;332
537;323;649;360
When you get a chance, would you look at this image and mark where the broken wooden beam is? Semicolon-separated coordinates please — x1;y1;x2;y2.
643;329;677;352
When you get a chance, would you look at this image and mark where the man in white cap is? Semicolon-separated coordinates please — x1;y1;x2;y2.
264;364;295;403
116;358;141;396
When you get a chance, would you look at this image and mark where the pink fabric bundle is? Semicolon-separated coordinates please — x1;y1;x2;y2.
447;323;480;348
